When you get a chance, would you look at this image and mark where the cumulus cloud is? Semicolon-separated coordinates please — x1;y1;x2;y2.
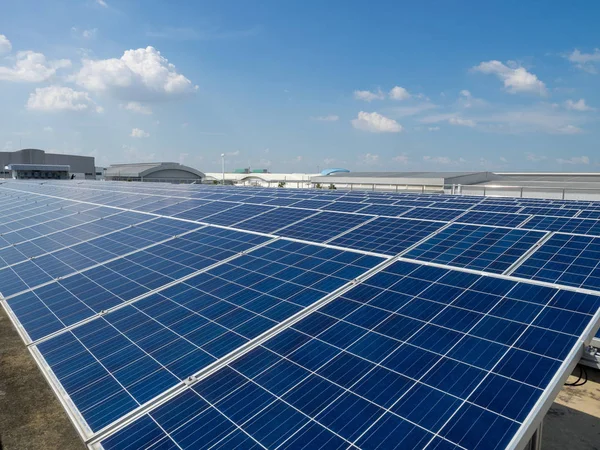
556;124;583;134
389;86;411;100
130;128;150;138
95;0;108;7
72;27;97;39
565;99;594;111
449;116;476;127
351;111;403;133
354;89;385;102
565;49;600;73
473;60;547;95
26;86;103;112
360;153;380;165
121;101;152;114
0;34;11;54
393;154;409;164
423;155;466;165
0;51;71;82
428;126;440;131
557;156;589;165
311;114;339;121
526;152;546;162
72;46;198;101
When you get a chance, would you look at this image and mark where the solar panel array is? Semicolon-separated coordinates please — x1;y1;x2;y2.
0;179;599;450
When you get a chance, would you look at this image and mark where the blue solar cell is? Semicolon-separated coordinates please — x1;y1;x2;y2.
355;204;413;217
524;215;600;236
457;211;530;227
402;207;465;221
276;212;373;243
233;207;317;234
405;224;545;273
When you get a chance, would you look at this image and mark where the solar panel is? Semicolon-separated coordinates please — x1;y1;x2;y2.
232;207;317;234
404;224;546;274
457;211;530;228
329;217;444;256
98;260;600;450
276;212;374;243
354;204;413;217
402;207;466;222
33;239;384;433
523;216;600;237
519;207;580;217
512;233;600;291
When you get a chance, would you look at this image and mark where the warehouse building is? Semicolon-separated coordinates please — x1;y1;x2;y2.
104;162;205;182
0;148;95;180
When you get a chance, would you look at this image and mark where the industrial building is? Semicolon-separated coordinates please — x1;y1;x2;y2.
0;148;95;180
104;162;205;182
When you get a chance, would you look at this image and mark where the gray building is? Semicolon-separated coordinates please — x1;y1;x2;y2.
105;162;205;182
0;148;95;180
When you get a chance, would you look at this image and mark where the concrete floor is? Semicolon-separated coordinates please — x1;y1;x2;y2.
0;302;599;450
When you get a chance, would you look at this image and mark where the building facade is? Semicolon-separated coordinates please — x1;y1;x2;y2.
0;149;95;180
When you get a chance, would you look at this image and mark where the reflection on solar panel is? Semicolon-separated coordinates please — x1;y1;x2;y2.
512;233;600;290
405;224;546;273
1;180;600;450
329;217;444;256
99;260;600;450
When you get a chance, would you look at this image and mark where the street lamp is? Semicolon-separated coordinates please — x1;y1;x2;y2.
221;153;225;185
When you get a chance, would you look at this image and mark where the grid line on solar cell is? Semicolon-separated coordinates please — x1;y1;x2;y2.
405;224;546;274
354;204;414;217
34;240;384;433
401;207;467;222
232;207;318;234
329;217;444;256
512;233;600;291
98;260;600;450
200;204;275;227
275;212;374;243
524;216;600;237
5;228;272;342
456;211;531;228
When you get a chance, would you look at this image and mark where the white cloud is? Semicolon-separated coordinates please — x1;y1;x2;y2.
385;102;438;119
121;101;153;114
428;126;440;131
130;128;150;138
473;60;547;95
565;99;594;111
389;86;411;101
526;152;546;162
0;34;11;54
323;158;336;165
423;155;466;165
354;89;385;102
72;27;97;39
72;46;198;101
393;154;409;164
449;116;476;127
556;124;583;134
95;0;108;7
351;111;403;133
565;49;600;73
0;51;71;82
360;153;380;165
500;157;508;163
26;86;103;113
557;156;589;165
226;150;240;157
311;114;339;122
43;126;53;132
460;90;471;98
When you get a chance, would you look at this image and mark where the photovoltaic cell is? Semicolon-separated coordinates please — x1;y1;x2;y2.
232;207;317;234
100;260;600;450
276;212;374;243
457;211;530;228
402;207;466;222
524;216;600;237
405;224;546;273
329;217;444;256
512;233;600;291
35;240;383;432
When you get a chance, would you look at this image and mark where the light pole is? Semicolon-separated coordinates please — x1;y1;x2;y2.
221;153;225;185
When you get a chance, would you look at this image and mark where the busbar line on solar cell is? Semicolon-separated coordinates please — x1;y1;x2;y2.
94;261;600;450
322;216;379;245
7;229;277;345
404;224;548;274
0;210;135;264
0;216;196;300
502;232;556;277
32;241;387;442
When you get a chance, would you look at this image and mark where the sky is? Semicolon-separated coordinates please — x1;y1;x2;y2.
1;0;600;173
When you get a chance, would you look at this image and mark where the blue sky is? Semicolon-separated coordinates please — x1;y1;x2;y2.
1;0;599;173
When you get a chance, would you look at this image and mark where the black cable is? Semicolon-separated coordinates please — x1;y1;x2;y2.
565;364;588;387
